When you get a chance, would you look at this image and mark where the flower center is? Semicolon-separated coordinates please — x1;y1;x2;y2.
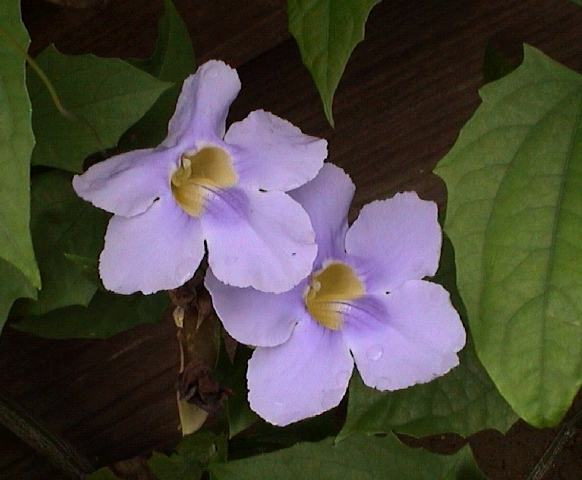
170;146;237;216
304;261;365;330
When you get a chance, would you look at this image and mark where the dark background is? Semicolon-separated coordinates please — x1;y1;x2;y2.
1;0;582;478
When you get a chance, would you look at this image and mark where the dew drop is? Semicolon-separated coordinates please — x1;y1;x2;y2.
366;344;384;361
335;370;351;387
375;377;392;390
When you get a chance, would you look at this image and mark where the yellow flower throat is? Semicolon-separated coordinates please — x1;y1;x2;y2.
171;146;237;217
304;262;365;330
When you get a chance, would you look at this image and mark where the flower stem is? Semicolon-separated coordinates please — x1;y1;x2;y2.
526;406;582;480
0;392;95;478
0;24;105;156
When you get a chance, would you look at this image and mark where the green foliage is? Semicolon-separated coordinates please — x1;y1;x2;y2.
212;434;483;480
130;0;194;82
0;259;36;333
85;468;121;480
125;0;195;149
12;170;109;316
148;432;227;480
223;345;258;438
27;45;171;172
340;339;516;439
287;0;380;126
12;289;167;339
339;236;517;439
0;0;40;290
482;45;516;84
435;45;582;427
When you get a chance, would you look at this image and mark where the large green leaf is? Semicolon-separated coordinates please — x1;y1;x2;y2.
12;170;109;316
129;0;194;82
125;0;195;149
0;0;40;289
0;258;36;333
211;434;485;480
287;0;380;126
148;432;227;480
27;45;171;172
339;236;517;439
434;45;582;427
12;289;167;339
340;339;516;440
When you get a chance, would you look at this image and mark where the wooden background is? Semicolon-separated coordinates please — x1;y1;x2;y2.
1;0;582;478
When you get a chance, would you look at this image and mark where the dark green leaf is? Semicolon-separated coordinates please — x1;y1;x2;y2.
85;468;122;480
434;45;582;427
212;433;483;480
0;258;36;334
287;0;380;126
148;432;226;480
0;0;40;288
129;0;194;82
12;289;167;339
12;170;109;316
124;0;195;150
483;45;516;84
28;45;171;172
225;345;258;438
339;235;517;439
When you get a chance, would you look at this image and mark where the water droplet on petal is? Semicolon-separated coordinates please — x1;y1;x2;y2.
375;377;392;390
366;344;384;361
335;370;351;387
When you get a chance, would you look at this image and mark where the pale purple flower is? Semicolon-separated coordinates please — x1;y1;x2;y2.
73;60;326;295
206;164;466;426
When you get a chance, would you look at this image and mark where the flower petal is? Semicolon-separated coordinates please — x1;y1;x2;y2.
72;148;174;217
205;269;306;347
100;196;204;294
202;188;317;293
289;164;355;265
162;60;241;148
248;319;353;426
345;192;441;293
343;280;466;391
225;110;327;191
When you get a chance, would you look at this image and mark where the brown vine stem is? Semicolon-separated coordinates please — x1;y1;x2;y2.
526;406;582;480
0;392;95;478
0;24;105;156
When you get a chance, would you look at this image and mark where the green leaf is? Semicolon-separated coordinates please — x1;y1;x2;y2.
0;0;41;288
224;345;258;438
12;170;109;316
148;432;227;480
27;45;171;172
12;289;167;339
287;0;380;126
211;434;484;480
340;235;516;439
0;258;36;334
434;45;582;427
85;468;122;480
124;0;195;150
340;340;516;439
483;45;517;84
129;0;194;82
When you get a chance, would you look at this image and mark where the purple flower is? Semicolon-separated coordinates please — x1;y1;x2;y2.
73;60;326;295
206;164;466;426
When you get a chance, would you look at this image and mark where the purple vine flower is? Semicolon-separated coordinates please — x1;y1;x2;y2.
73;60;326;295
206;164;466;426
